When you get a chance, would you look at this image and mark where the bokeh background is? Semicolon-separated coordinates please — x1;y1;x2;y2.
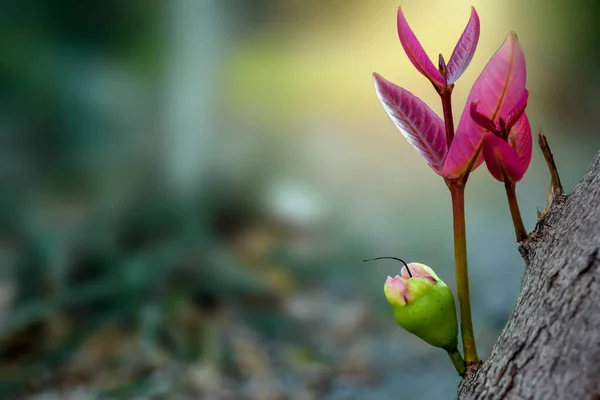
1;0;599;399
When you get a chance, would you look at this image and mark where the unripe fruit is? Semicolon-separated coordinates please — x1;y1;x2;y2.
365;257;465;375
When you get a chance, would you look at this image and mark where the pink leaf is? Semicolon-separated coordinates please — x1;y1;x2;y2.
466;32;526;125
443;32;526;179
442;123;485;179
373;73;447;175
507;113;532;176
446;7;481;84
505;90;529;131
397;7;446;90
470;101;498;133
482;133;525;182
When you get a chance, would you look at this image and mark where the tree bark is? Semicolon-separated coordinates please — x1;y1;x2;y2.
458;151;600;400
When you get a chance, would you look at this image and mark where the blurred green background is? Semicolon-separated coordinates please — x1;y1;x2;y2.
1;0;599;399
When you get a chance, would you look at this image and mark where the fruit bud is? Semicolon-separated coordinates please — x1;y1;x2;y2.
368;257;459;351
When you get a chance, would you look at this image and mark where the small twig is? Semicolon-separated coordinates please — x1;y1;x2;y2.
503;180;528;242
538;133;563;216
538;133;563;194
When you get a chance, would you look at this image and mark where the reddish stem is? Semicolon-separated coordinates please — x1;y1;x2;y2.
450;183;479;364
440;86;455;149
439;80;479;365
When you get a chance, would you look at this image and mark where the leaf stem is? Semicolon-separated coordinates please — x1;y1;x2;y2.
440;86;455;148
446;348;466;377
504;181;528;242
450;183;479;364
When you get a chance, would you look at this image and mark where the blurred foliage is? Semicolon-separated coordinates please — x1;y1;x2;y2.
0;0;160;193
0;181;316;397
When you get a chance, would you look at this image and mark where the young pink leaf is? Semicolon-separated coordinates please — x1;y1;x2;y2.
507;113;532;175
397;7;446;90
470;101;499;133
482;133;525;182
443;32;526;179
505;90;529;131
442;131;485;179
446;7;481;84
466;32;526;126
373;73;447;175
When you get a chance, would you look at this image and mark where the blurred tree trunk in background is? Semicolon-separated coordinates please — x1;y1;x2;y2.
458;152;600;399
162;0;226;196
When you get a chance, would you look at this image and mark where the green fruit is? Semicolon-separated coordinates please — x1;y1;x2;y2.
392;276;458;350
384;262;458;350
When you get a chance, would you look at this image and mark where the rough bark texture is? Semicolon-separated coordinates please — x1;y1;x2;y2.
458;151;600;400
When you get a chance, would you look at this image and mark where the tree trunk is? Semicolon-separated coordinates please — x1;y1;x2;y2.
458;151;600;399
